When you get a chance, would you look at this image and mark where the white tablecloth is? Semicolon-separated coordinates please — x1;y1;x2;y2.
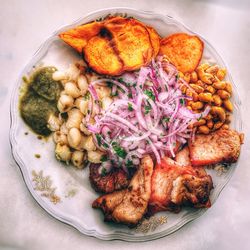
1;0;250;249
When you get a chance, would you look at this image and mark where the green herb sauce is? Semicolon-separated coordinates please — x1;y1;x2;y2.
19;67;62;136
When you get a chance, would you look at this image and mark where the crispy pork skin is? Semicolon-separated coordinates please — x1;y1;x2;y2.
189;129;241;167
148;157;213;215
89;164;129;193
92;155;154;225
175;146;191;166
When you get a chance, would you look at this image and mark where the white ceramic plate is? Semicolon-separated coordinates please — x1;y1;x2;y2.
10;7;242;241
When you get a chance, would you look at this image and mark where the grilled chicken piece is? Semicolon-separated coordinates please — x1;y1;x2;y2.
89;164;130;193
175;146;191;166
92;155;154;225
189;129;242;167
148;157;213;215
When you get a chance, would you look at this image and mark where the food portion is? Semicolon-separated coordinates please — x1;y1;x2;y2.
189;129;242;166
148;157;213;214
20;67;62;136
93;155;154;225
59;16;160;75
89;164;130;193
20;15;244;228
179;63;233;134
160;33;204;73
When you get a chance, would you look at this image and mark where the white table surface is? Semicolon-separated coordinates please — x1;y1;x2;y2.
1;0;250;249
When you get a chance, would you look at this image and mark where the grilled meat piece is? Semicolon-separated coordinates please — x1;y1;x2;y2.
89;164;129;193
175;146;191;166
148;157;213;215
189;129;242;167
92;155;154;225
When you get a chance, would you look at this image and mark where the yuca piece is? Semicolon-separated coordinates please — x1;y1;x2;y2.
160;33;204;73
104;17;153;71
189;129;242;167
59;21;103;53
84;35;123;75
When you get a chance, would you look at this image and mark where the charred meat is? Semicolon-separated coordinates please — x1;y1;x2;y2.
92;155;154;226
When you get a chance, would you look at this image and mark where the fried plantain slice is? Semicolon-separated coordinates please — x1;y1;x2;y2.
83;35;123;75
159;33;204;73
104;17;153;71
59;21;103;53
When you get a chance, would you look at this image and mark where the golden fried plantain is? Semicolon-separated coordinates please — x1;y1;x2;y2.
146;26;161;58
160;33;204;73
104;17;153;71
59;21;103;53
83;35;123;76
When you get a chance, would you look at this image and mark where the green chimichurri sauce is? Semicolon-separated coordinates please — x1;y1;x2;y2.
20;67;62;136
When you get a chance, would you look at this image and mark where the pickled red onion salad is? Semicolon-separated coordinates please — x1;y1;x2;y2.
87;56;210;174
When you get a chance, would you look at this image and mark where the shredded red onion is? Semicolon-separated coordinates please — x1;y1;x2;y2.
86;56;209;169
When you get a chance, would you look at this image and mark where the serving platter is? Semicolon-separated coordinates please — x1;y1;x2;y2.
9;7;242;241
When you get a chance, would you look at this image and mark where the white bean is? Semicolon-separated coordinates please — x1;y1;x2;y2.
77;75;88;95
67;127;82;149
64;82;81;98
53;131;68;145
47;114;62;131
74;97;89;115
83;135;96;151
101;97;113;110
57;94;74;113
55;144;71;163
71;151;85;169
87;150;104;163
52;71;67;81
66;108;83;129
66;64;80;82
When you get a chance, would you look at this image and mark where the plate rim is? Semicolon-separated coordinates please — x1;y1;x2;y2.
9;7;243;242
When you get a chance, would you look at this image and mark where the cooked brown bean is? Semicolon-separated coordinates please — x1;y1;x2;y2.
206;86;216;94
190;84;204;93
223;99;233;112
213;94;222;106
198;125;210;134
216;68;226;80
213;81;226;90
190;101;204;110
190;71;198;82
217;90;231;99
198;93;213;102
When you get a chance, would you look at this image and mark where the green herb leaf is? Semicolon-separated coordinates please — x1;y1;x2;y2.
125;159;133;168
111;91;118;97
163;117;170;123
107;81;113;88
144;105;152;114
96;134;102;146
128;103;133;111
144;89;155;101
100;155;108;162
180;98;185;105
111;142;127;159
101;168;107;176
128;93;133;98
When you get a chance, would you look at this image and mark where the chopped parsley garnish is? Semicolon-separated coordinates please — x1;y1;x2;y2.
163;117;170;123
96;134;102;146
128;92;133;98
197;114;203;121
176;74;180;80
144;105;152;114
180;98;185;105
125;159;133;168
107;81;113;88
144;89;155;101
128;103;133;111
83;92;90;100
111;142;127;159
100;155;108;162
101;168;107;176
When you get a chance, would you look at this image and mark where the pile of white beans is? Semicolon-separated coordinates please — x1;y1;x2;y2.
47;62;113;169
